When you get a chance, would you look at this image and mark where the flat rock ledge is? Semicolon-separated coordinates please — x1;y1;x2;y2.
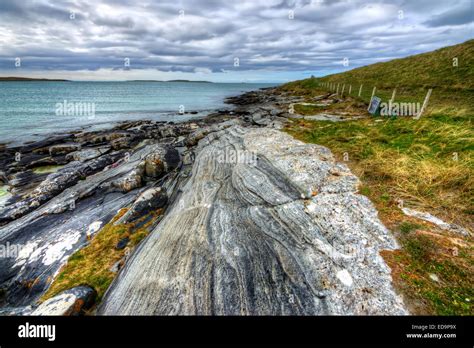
99;125;407;315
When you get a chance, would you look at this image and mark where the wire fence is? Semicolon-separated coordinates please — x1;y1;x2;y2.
317;81;433;118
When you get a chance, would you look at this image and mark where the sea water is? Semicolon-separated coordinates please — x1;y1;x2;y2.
0;81;276;145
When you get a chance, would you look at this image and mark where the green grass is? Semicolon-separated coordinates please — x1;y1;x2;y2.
286;116;473;224
399;221;423;234
383;230;473;315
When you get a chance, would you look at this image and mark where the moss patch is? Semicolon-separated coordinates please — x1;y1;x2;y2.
33;165;63;174
0;186;9;198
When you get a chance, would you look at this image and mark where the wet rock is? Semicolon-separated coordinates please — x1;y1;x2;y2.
32;286;96;316
0;200;31;223
0;171;8;184
26;156;57;169
0;305;33;316
90;131;132;144
117;187;168;223
21;134;75;155
49;143;81;156
144;147;180;178
7;170;45;196
111;137;135;150
111;167;144;193
66;146;111;162
115;237;129;250
0;132;190;309
0;153;123;224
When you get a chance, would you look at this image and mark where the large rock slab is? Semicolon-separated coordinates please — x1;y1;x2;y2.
99;126;407;315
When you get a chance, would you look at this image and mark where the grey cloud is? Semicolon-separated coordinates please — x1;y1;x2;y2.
424;2;473;27
0;0;472;76
91;15;136;28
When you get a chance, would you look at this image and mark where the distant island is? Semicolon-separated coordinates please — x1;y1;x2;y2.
0;77;213;83
167;80;212;83
127;80;213;83
0;77;69;82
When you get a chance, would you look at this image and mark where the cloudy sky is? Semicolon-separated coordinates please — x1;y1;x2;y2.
0;0;472;82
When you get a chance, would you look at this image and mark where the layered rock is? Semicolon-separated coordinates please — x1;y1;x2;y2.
99;126;406;315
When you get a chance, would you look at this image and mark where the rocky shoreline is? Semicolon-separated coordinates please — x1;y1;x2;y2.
0;87;407;315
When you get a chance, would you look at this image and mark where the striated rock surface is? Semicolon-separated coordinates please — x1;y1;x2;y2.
99;125;407;315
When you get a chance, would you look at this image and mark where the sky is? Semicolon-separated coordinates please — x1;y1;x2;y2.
0;0;472;82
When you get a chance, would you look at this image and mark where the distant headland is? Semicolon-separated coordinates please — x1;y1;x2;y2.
0;77;69;82
0;77;213;83
127;80;213;83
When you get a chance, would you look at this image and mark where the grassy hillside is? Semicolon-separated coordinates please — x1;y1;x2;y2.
281;39;474;117
320;39;474;89
280;40;473;315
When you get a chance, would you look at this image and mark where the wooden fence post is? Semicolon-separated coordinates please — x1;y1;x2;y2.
348;85;352;95
390;88;397;103
370;86;376;102
358;84;363;97
415;89;433;119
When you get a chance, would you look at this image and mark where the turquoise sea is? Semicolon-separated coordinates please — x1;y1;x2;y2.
0;81;276;145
